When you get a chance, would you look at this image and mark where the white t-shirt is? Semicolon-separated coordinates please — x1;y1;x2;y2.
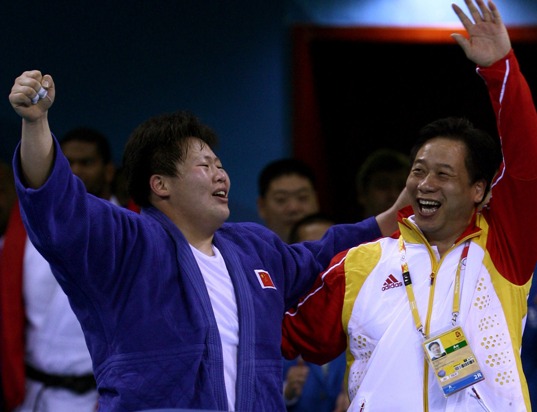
190;244;239;411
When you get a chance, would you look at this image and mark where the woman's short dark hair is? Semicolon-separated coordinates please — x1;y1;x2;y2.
122;111;218;207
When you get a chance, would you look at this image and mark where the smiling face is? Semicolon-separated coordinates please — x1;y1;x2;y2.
157;137;230;235
257;174;319;242
406;137;485;251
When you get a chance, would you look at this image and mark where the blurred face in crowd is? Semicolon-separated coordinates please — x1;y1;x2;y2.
61;140;115;199
257;174;319;242
359;169;408;217
294;221;333;242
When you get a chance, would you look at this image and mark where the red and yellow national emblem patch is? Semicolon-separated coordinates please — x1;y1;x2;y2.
255;269;276;289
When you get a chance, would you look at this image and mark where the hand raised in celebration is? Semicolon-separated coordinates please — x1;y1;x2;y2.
9;70;55;122
451;0;511;67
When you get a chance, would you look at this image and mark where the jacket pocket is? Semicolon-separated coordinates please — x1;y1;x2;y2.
96;345;216;410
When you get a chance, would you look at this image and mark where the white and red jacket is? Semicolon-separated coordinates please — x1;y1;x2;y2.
282;51;537;412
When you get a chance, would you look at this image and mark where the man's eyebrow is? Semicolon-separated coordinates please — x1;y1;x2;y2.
271;187;312;196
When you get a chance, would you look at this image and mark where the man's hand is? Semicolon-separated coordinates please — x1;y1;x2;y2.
376;187;410;237
451;0;511;67
283;357;310;402
9;70;55;122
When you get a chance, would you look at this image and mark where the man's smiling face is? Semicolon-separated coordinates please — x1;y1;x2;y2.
407;137;485;247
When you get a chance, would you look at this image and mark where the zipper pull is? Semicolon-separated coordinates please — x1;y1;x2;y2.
471;387;481;399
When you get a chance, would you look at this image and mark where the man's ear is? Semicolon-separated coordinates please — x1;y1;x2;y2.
149;174;169;198
473;179;487;204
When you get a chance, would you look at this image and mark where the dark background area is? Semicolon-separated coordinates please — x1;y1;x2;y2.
2;1;536;222
306;39;537;222
0;0;287;223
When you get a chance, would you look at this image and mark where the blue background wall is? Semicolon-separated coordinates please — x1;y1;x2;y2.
2;0;536;222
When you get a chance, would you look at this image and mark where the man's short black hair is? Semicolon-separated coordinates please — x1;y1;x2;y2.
410;117;502;201
356;149;410;194
288;212;335;244
258;158;316;197
61;127;113;164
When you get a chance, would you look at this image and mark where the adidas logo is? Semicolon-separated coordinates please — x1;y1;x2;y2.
382;274;403;291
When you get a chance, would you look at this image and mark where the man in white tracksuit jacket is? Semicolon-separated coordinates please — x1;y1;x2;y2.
282;1;537;411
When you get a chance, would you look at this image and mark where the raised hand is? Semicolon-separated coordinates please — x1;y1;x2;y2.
9;70;55;122
284;357;310;401
451;0;511;67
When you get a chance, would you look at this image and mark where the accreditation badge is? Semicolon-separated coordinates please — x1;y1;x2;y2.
423;326;484;396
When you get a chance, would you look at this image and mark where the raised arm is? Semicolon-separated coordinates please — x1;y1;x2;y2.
451;0;511;67
9;71;56;188
453;0;537;282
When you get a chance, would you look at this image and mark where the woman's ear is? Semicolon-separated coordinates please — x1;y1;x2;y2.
149;174;169;198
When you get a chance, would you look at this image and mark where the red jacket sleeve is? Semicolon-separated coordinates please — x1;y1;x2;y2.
0;203;27;410
282;249;348;365
479;50;537;285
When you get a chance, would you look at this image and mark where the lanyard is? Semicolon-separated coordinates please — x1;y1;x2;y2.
398;237;470;338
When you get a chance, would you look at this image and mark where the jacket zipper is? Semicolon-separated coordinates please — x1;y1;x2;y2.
417;231;479;411
469;387;491;412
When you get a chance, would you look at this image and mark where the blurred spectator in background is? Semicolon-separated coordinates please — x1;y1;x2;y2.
61;127;116;200
0;161;16;412
355;149;410;218
0;162;16;248
284;213;349;412
289;213;335;243
257;158;319;243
